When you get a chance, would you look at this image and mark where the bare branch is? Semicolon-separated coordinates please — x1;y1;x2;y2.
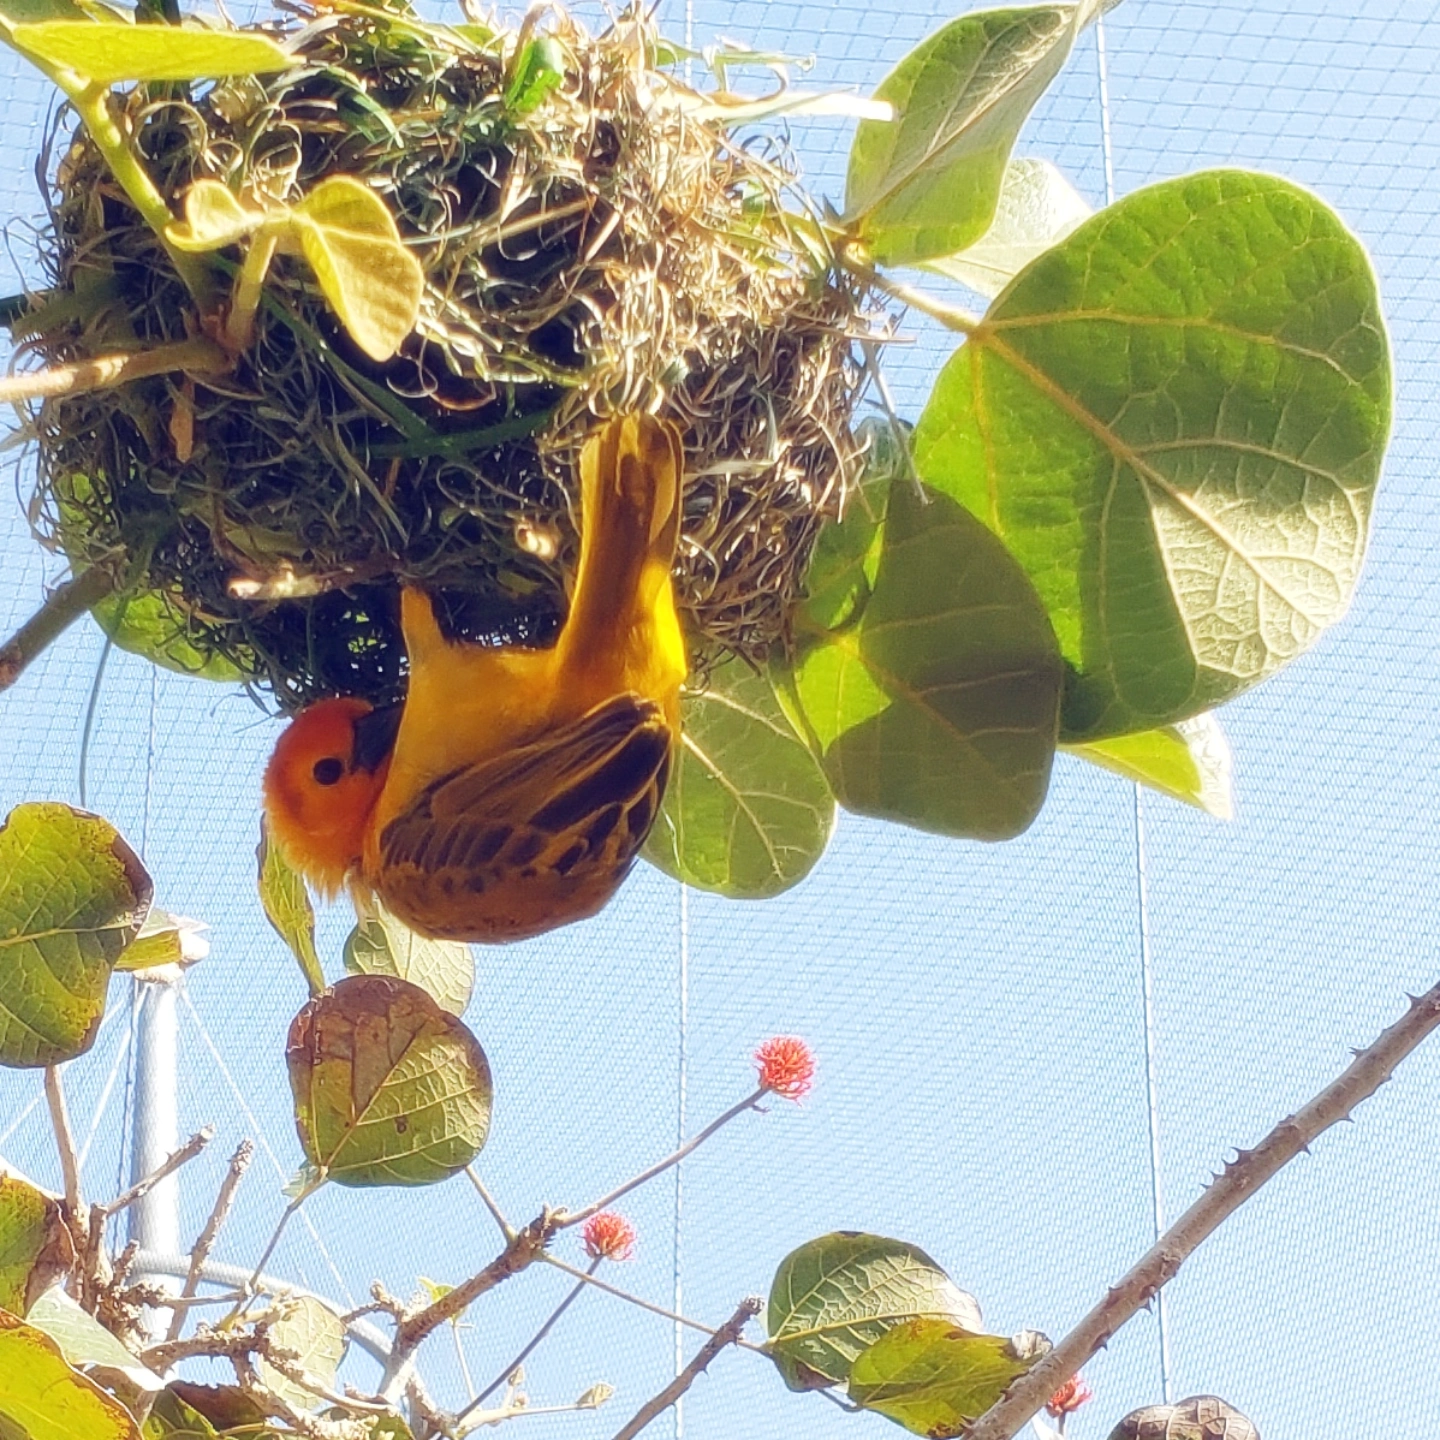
43;1065;83;1221
0;336;228;406
609;1297;761;1440
166;1138;254;1343
103;1126;214;1217
0;566;119;695
967;981;1440;1440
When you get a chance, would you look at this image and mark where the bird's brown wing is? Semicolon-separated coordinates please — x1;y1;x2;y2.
374;693;673;943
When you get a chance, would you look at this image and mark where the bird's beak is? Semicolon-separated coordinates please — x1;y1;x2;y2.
352;703;403;773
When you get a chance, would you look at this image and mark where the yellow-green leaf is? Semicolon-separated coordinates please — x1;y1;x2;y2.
114;908;210;974
848;1318;1050;1437
1067;712;1234;819
286;975;492;1187
0;803;151;1068
0;1176;72;1315
0;1308;142;1440
290;177;422;362
254;1295;345;1413
343;897;473;1016
9;22;296;84
257;823;324;998
165;179;267;253
92;589;249;684
26;1286;163;1393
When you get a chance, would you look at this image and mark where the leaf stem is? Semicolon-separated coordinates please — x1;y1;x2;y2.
43;1064;83;1222
0;566;120;695
867;269;982;335
465;1164;514;1239
224;230;279;353
0;335;229;406
966;979;1440;1440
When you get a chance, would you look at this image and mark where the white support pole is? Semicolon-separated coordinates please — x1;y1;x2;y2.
129;976;180;1324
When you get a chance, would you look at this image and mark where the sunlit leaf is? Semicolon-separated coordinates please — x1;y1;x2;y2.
344;896;473;1016
0;1308;142;1440
924;156;1092;298
914;170;1391;740
254;1295;345;1414
288;176;423;362
0;1176;72;1315
505;34;565;114
0;803;151;1068
791;475;1062;840
142;1389;220;1440
849;1318;1050;1436
1108;1395;1258;1440
1067;711;1233;818
643;658;835;897
92;589;249;683
257;822;324;998
844;4;1092;265
286;975;492;1187
766;1232;982;1391
165;180;267;253
8;22;296;83
26;1286;163;1392
114;908;210;974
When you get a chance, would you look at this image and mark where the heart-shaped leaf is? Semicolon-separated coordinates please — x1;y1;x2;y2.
924;156;1091;299
844;4;1092;265
286;975;492;1187
8;22;296;84
1108;1395;1258;1440
790;475;1062;840
1067;711;1233;818
254;1295;346;1413
257;823;324;998
914;170;1391;740
165;180;267;253
766;1232;982;1391
643;658;836;897
0;1175;73;1315
344;897;473;1016
0;1308;141;1440
0;803;151;1068
848;1318;1050;1436
290;176;423;362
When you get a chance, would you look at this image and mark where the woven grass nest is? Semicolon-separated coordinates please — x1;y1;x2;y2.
25;2;879;710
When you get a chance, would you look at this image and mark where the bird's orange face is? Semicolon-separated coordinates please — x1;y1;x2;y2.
262;697;397;896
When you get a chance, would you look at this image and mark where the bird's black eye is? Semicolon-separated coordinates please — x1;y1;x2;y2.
312;757;345;786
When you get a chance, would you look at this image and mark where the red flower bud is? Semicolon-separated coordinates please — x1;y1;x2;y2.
1045;1375;1093;1417
582;1211;636;1263
754;1036;815;1101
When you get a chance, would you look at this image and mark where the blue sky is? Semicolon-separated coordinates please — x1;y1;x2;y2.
3;3;1439;1438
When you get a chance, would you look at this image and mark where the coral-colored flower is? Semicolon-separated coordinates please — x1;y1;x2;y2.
1045;1375;1093;1417
582;1211;636;1262
754;1036;815;1100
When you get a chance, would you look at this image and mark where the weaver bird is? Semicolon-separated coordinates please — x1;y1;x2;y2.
263;413;687;942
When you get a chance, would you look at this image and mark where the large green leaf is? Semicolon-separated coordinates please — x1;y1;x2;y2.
848;1319;1049;1436
26;1286;162;1393
0;803;151;1068
643;658;836;897
844;4;1092;265
914;170;1391;740
254;1295;345;1413
765;1232;982;1391
93;590;248;684
7;22;296;83
924;156;1091;299
1067;711;1233;818
0;1308;141;1440
0;1177;72;1315
257;823;324;998
286;975;492;1187
343;897;473;1016
790;475;1062;840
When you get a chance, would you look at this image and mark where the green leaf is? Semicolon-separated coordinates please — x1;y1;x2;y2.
142;1390;219;1440
844;4;1090;265
155;1384;267;1437
343;897;473;1016
289;176;423;363
254;1295;345;1414
848;1319;1050;1437
8;22;296;83
165;180;266;253
257;823;324;998
114;908;210;974
505;34;565;114
93;589;248;683
1108;1396;1258;1440
913;169;1392;740
0;1308;142;1440
924;156;1091;299
0;1176;72;1315
643;658;836;897
1067;711;1233;818
765;1232;982;1391
26;1286;162;1393
791;475;1062;840
0;0;90;23
286;975;492;1187
0;803;151;1068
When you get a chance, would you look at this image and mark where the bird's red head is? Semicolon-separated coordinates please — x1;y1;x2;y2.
262;697;398;896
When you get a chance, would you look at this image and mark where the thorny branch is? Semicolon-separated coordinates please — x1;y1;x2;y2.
965;980;1440;1440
